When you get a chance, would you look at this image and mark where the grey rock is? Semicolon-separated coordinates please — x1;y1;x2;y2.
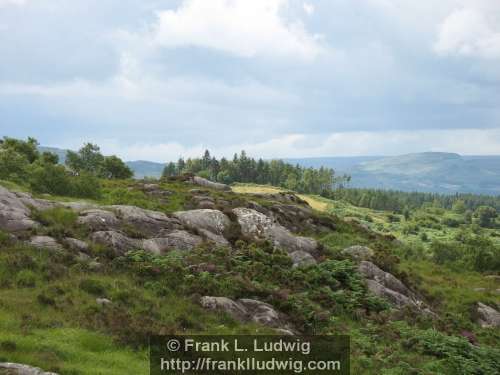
174;209;231;236
358;261;411;297
358;261;431;313
192;176;231;191
14;192;57;211
0;186;38;232
77;209;119;231
28;236;62;251
290;251;317;268
0;362;58;375
198;228;231;247
62;201;98;211
77;252;91;262
142;230;203;254
238;298;282;328
96;298;112;306
91;231;140;255
342;245;374;262
475;302;500;328
232;207;318;254
200;296;294;333
108;205;180;236
64;238;89;253
199;296;248;320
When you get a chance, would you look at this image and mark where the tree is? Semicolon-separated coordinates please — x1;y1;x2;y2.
2;137;39;163
102;156;133;179
66;143;105;175
162;162;177;178
452;200;466;214
475;206;498;228
40;151;59;165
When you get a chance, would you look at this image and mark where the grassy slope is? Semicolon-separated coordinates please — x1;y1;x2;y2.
0;181;498;374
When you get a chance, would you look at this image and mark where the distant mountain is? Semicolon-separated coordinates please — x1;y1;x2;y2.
126;160;165;179
38;146;500;195
290;152;500;195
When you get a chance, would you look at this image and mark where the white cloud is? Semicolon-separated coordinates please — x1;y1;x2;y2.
0;0;27;7
303;2;314;15
434;5;500;59
83;128;500;162
149;0;325;60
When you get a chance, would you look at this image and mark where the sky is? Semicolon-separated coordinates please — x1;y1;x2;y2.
0;0;499;162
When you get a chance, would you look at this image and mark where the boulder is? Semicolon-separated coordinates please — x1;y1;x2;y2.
475;302;500;328
290;251;317;268
0;362;58;374
28;236;62;251
77;209;119;231
96;298;112;306
14;192;57;211
64;238;89;253
198;229;231;247
0;186;38;232
108;205;181;236
358;261;431;312
200;296;292;332
199;296;247;321
61;201;98;212
192;176;231;191
91;231;140;255
238;298;282;328
342;245;374;262
174;209;231;236
232;208;318;255
141;230;203;254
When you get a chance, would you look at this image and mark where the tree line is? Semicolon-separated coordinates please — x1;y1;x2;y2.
162;150;348;194
323;187;500;214
0;137;132;198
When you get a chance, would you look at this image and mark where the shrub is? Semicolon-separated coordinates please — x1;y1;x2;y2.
16;270;37;288
79;278;106;296
70;172;101;199
431;241;463;265
28;163;72;196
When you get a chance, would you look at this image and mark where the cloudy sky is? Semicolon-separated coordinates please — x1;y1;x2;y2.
1;0;499;161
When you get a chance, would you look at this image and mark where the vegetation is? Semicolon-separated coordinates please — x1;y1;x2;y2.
162;150;349;194
0;138;499;374
324;187;500;214
0;137;132;199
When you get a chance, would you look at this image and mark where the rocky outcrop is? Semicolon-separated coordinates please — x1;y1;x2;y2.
174;209;231;236
14;192;56;211
0;186;38;232
474;302;500;328
342;245;374;262
200;296;294;333
28;236;62;251
358;261;432;313
108;205;181;236
191;176;231;191
290;250;317;268
77;209;119;231
141;230;203;254
0;362;58;375
91;231;140;255
64;237;89;253
232;208;318;259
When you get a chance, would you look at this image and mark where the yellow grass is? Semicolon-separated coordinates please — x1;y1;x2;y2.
231;183;330;212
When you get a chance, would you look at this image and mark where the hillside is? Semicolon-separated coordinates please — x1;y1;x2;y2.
0;177;498;374
290;152;500;195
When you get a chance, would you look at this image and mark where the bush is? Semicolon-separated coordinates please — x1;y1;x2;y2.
28;162;73;196
16;270;37;288
70;172;102;199
431;241;463;265
79;278;106;296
